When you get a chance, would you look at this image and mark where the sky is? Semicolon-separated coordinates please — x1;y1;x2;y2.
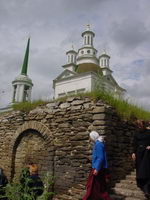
0;0;150;110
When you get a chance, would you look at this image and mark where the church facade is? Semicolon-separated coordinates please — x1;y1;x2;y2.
53;25;125;99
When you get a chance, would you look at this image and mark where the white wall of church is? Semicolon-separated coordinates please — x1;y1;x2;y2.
54;74;93;98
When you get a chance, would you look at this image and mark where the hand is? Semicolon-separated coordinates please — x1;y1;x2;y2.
132;153;136;160
93;169;98;176
146;146;150;150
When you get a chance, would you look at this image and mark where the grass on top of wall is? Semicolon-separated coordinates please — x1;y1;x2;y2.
57;90;150;121
12;100;48;112
85;91;150;121
11;91;150;121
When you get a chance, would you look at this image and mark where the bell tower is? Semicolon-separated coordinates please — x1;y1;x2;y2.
12;38;33;103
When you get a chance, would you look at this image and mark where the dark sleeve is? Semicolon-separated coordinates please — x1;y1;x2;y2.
132;133;138;153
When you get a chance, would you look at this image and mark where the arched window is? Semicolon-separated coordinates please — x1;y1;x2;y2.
87;36;90;45
71;55;73;63
104;59;106;66
84;36;86;45
101;59;103;66
68;55;70;63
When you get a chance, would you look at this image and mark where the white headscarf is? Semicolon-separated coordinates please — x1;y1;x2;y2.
89;131;104;142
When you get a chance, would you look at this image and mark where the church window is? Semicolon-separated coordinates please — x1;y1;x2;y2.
93;51;95;55
87;36;90;44
87;50;90;54
81;50;84;54
101;60;103;66
84;36;86;45
58;93;66;97
68;55;70;63
77;88;85;93
104;59;106;66
71;55;73;63
67;90;75;95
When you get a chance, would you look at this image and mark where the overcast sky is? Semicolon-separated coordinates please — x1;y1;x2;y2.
0;0;150;110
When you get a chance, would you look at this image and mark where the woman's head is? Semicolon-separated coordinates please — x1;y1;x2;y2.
90;131;99;142
89;131;105;142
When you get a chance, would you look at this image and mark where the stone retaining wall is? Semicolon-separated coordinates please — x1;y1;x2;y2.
0;96;136;194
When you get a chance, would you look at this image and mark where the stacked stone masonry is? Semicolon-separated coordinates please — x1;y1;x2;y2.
0;97;144;199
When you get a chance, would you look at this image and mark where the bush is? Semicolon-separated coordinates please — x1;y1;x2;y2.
0;172;54;200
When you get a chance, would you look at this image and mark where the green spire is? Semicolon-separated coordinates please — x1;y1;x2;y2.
21;38;30;75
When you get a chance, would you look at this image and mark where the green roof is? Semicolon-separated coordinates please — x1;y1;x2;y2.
76;63;102;75
21;38;30;75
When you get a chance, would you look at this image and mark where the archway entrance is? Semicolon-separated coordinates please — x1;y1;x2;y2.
10;122;54;181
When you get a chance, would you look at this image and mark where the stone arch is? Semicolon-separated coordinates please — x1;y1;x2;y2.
9;121;54;180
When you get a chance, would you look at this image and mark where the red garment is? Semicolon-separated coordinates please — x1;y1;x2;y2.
82;169;112;200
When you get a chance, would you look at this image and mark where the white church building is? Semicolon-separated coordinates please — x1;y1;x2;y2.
53;25;125;99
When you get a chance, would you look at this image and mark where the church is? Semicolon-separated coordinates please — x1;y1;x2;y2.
53;25;125;99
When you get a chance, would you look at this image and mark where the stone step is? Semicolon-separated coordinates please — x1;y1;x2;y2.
112;188;146;199
130;171;136;176
125;175;136;181
120;179;137;185
115;183;141;191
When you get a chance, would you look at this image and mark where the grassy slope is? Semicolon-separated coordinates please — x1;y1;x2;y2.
12;91;150;121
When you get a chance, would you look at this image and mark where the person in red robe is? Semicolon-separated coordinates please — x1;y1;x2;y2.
82;131;112;200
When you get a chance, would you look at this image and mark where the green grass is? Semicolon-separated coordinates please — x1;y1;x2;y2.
12;100;48;112
85;90;150;120
11;91;150;121
57;90;150;121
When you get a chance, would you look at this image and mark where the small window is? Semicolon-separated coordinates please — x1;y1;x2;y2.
87;50;90;53
81;50;84;54
87;36;90;44
71;55;73;63
93;51;95;55
58;93;66;97
67;90;75;95
77;88;85;93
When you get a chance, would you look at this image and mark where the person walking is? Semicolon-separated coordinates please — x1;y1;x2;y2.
132;120;150;197
82;131;112;200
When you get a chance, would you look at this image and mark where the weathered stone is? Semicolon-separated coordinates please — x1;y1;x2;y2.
92;106;105;113
71;100;84;106
93;113;106;120
0;97;137;200
60;102;70;109
71;105;82;110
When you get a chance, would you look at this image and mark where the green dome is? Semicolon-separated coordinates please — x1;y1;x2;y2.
76;63;102;75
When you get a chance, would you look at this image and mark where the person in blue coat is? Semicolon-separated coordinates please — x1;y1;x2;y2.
83;131;112;200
